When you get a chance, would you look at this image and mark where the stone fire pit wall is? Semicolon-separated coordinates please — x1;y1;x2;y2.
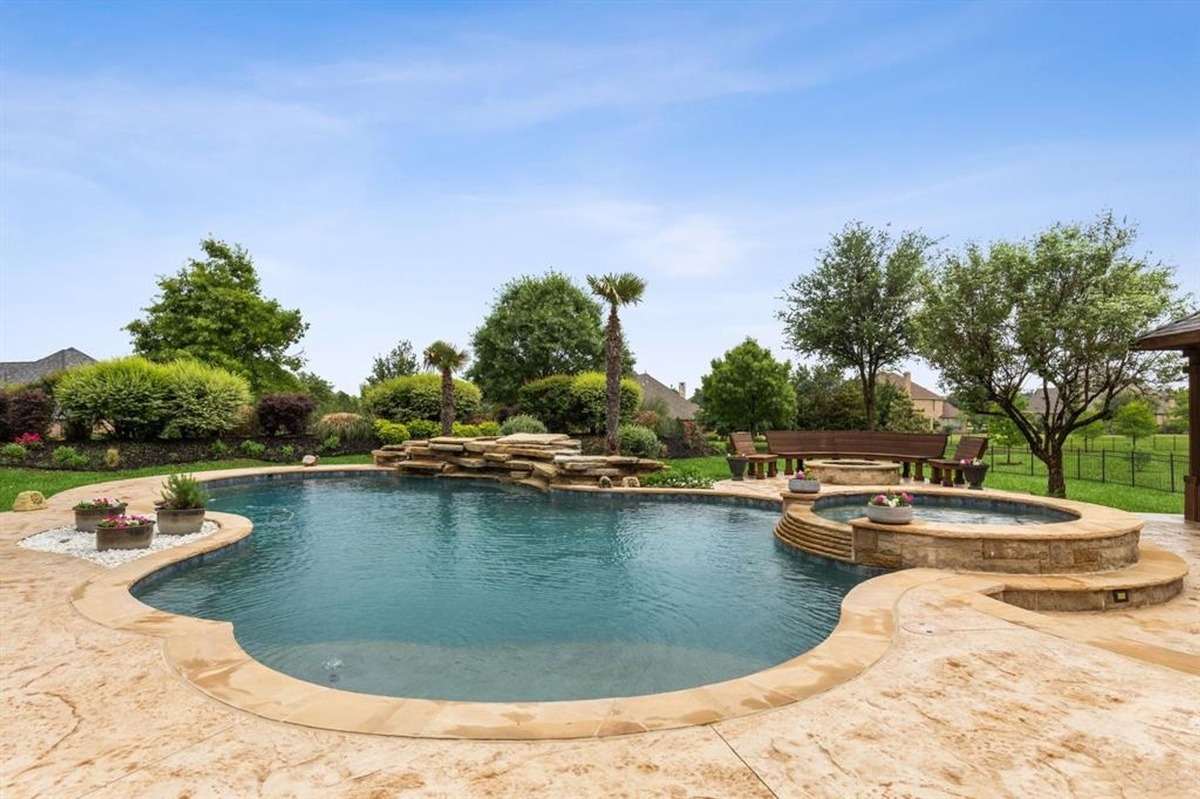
372;433;665;490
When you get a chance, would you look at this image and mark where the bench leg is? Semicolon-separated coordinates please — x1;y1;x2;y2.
901;461;912;479
783;457;795;476
914;463;925;482
768;460;778;478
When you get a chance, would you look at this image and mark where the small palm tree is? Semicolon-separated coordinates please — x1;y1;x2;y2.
586;272;647;455
423;340;470;436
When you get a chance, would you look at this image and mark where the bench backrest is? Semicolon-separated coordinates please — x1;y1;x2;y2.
764;430;948;459
728;432;759;458
951;436;988;461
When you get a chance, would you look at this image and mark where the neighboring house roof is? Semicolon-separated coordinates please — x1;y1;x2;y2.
1134;312;1200;352
879;371;945;402
635;373;700;420
0;348;96;386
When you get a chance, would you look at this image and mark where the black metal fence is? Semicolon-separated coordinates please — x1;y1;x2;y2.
987;446;1189;494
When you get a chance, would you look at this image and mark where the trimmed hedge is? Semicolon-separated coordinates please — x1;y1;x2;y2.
514;372;641;435
363;373;482;425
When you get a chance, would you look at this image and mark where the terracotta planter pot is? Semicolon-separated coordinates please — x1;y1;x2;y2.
727;457;749;481
95;523;154;551
788;479;820;494
73;505;127;533
865;505;913;525
156;507;206;535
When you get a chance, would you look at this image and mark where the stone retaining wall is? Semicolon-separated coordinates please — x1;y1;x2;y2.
372;433;665;490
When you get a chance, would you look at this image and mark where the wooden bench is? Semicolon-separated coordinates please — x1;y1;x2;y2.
928;436;989;486
762;430;949;482
728;432;779;480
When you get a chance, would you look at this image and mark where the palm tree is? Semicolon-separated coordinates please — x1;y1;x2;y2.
423;340;470;436
586;272;647;455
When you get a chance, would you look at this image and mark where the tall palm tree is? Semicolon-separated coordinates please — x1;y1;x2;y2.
586;272;647;455
423;340;470;436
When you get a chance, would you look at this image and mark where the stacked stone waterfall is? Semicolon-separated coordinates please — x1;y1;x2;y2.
372;433;664;489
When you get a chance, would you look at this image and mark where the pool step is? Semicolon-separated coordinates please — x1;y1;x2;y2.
775;512;854;562
396;460;447;473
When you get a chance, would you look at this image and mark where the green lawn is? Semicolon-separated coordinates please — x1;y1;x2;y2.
0;451;1183;516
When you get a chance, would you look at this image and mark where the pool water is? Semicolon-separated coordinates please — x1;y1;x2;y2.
814;493;1077;525
135;476;871;702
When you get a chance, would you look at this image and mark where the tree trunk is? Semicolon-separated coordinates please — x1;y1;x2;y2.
605;309;621;456
441;369;454;436
1045;448;1067;498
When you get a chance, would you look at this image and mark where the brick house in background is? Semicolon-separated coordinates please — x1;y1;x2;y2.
0;348;96;386
878;371;961;432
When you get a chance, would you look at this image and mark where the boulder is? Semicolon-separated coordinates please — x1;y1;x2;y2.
302;454;320;467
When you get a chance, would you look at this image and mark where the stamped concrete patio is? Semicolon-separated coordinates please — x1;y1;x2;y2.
2;467;1198;798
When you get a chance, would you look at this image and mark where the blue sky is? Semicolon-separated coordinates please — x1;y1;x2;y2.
2;1;1197;399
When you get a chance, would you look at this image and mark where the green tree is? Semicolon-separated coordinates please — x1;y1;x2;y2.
587;272;647;455
1112;399;1159;448
876;383;931;432
468;271;610;406
791;365;867;430
365;340;418;387
778;221;933;430
1163;388;1188;434
699;338;796;435
916;212;1184;498
423;341;470;436
126;238;308;395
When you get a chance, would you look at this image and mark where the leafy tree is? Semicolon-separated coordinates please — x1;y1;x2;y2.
1072;418;1107;451
1112;399;1159;448
778;221;933;430
294;370;359;414
791;364;866;431
587;272;647;455
126;238;309;395
916;212;1184;498
468;272;610;406
365;340;418;387
1162;387;1189;434
423;341;470;435
699;338;796;435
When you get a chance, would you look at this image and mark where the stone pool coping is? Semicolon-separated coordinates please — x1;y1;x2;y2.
19;465;1195;741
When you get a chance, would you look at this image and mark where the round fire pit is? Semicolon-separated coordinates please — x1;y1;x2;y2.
805;459;901;486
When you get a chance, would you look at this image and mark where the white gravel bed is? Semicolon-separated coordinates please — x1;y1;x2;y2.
18;521;219;569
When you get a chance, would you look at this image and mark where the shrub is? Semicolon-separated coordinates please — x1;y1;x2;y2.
55;357;172;440
451;422;482;437
104;447;121;468
278;444;296;460
373;419;411;445
570;372;643;435
406;418;440;439
320;434;341;453
0;390;9;441
51;445;89;469
312;412;374;445
617;424;663;458
209;439;229;459
13;432;43;449
499;414;547;435
362;373;482;424
159;360;252;438
517;375;576;433
477;420;501;436
0;443;28;462
7;389;52;439
240;440;266;458
255;393;316;436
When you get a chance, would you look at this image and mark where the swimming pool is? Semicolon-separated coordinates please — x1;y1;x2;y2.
813;493;1077;525
134;475;873;702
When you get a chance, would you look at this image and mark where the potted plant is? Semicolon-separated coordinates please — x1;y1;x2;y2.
726;455;749;481
94;513;155;551
960;458;988;490
788;469;820;494
865;489;914;524
73;497;127;533
155;473;210;535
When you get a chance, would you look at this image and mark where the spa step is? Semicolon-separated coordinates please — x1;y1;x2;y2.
774;515;853;561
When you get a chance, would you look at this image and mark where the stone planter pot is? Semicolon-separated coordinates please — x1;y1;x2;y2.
156;507;206;535
788;478;821;494
962;464;989;490
865;505;913;525
73;504;127;533
727;457;749;481
95;523;154;551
